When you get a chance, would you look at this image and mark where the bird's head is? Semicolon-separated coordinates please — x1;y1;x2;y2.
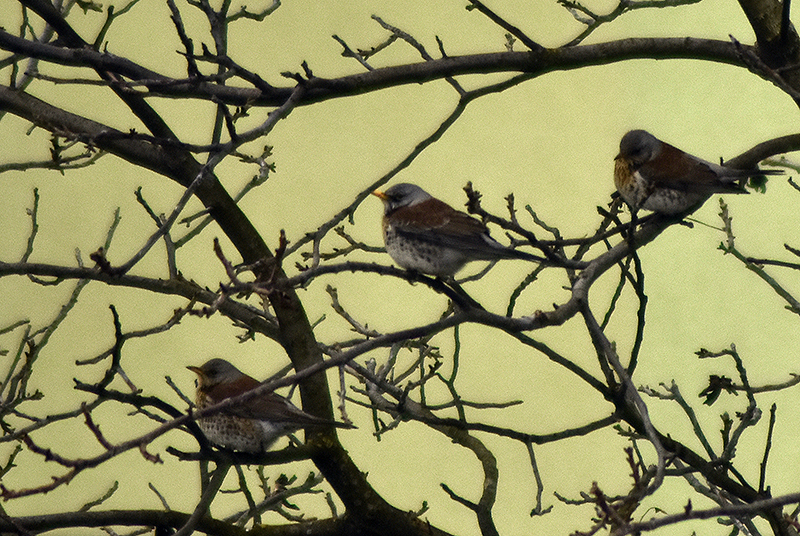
372;183;432;215
616;129;661;167
187;358;243;389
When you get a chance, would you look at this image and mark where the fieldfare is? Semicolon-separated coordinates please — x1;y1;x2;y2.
188;358;352;453
614;129;781;214
372;183;542;277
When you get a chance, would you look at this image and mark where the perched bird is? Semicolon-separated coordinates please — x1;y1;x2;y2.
187;358;352;453
372;183;542;276
614;129;781;214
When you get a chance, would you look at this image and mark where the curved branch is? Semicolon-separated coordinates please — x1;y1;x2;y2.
0;508;344;536
0;261;279;339
622;491;800;535
726;132;800;168
0;31;787;106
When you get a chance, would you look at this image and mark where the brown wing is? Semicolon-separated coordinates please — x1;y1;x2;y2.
389;198;520;255
203;375;260;402
229;391;315;422
386;197;543;261
390;198;488;237
639;142;743;194
230;389;351;428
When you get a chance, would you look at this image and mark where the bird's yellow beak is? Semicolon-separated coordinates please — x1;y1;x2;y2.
187;365;205;388
372;189;388;200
